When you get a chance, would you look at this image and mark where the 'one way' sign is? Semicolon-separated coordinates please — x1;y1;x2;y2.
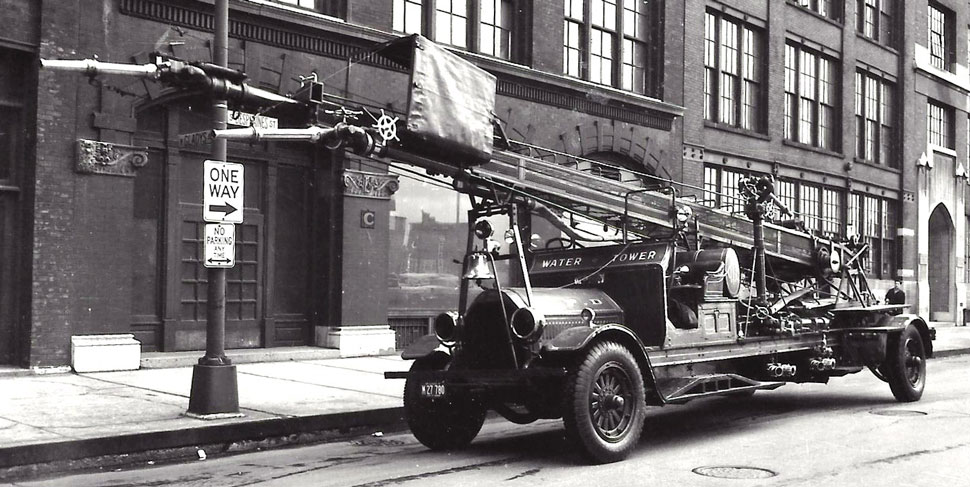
203;160;244;224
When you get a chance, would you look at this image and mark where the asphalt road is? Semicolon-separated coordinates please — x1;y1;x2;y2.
9;355;970;487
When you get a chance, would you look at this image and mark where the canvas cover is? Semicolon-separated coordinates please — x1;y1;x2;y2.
379;35;496;166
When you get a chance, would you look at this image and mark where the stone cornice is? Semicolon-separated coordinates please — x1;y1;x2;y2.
120;0;681;131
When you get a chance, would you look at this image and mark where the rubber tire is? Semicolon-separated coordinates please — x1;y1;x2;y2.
884;325;927;402
563;341;646;464
403;358;486;450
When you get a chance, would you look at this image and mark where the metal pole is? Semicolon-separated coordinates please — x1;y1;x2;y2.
204;0;230;366
753;214;767;303
188;0;239;417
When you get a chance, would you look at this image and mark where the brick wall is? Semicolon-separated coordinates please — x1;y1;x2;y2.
29;0;143;367
0;0;40;46
20;0;688;366
347;0;391;30
529;1;563;74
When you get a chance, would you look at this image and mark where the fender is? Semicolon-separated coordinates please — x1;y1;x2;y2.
885;314;934;358
842;314;934;365
401;334;452;360
541;325;665;405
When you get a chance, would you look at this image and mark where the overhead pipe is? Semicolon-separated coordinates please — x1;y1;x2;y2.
40;57;297;107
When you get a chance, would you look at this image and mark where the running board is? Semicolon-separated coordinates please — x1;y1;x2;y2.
658;374;784;404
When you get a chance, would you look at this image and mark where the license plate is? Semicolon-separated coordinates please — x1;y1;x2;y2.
420;382;445;398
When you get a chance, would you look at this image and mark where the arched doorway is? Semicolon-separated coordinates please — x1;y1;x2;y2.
928;204;955;321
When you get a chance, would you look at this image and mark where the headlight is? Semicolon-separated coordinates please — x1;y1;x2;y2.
473;219;493;240
433;311;460;347
675;205;693;224
510;307;545;343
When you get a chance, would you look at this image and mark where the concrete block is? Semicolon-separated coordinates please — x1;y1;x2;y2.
71;334;141;373
316;325;396;357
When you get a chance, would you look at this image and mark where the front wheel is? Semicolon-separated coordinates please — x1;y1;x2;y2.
884;325;927;402
562;341;646;464
403;358;486;450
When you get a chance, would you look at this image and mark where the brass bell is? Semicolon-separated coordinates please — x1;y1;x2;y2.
463;252;495;280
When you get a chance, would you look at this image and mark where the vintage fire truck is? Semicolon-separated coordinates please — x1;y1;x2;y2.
368;36;932;464
243;37;932;464
381;173;933;464
45;34;932;464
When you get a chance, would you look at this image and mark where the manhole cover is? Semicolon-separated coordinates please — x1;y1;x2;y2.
693;466;777;479
869;409;927;417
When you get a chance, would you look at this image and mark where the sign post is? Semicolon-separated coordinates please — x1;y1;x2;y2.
187;0;241;418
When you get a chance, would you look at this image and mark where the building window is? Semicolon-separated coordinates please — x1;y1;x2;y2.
794;0;841;22
928;2;954;72
564;0;583;77
799;183;821;232
820;187;842;237
855;70;896;167
435;1;469;48
393;0;518;60
704;10;765;132
708;169;847;240
784;42;839;151
480;0;513;58
393;0;425;34
272;0;315;8
927;99;954;149
0;51;26;183
775;179;797;216
857;0;895;47
847;193;895;278
703;166;747;214
257;0;343;17
774;178;844;237
562;0;662;97
867;195;894;278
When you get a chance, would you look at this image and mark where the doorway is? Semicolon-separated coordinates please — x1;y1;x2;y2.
928;204;955;322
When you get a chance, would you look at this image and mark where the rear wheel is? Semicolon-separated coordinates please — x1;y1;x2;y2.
403;357;486;450
884;325;927;402
563;341;646;464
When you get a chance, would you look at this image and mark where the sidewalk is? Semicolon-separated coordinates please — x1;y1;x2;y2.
2;324;969;476
0;351;410;474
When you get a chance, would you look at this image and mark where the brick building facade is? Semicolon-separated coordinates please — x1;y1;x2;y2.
0;0;683;368
685;0;970;324
1;0;966;369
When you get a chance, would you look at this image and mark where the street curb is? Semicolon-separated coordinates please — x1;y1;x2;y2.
0;407;405;470
930;347;970;359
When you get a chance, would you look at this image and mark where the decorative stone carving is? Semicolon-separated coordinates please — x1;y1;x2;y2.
342;169;400;199
76;139;149;177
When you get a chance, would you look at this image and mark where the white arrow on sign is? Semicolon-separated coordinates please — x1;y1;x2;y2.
204;223;235;268
203;160;244;224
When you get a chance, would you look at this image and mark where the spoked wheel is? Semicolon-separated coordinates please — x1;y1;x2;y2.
563;341;646;464
403;357;486;450
884;325;927;402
